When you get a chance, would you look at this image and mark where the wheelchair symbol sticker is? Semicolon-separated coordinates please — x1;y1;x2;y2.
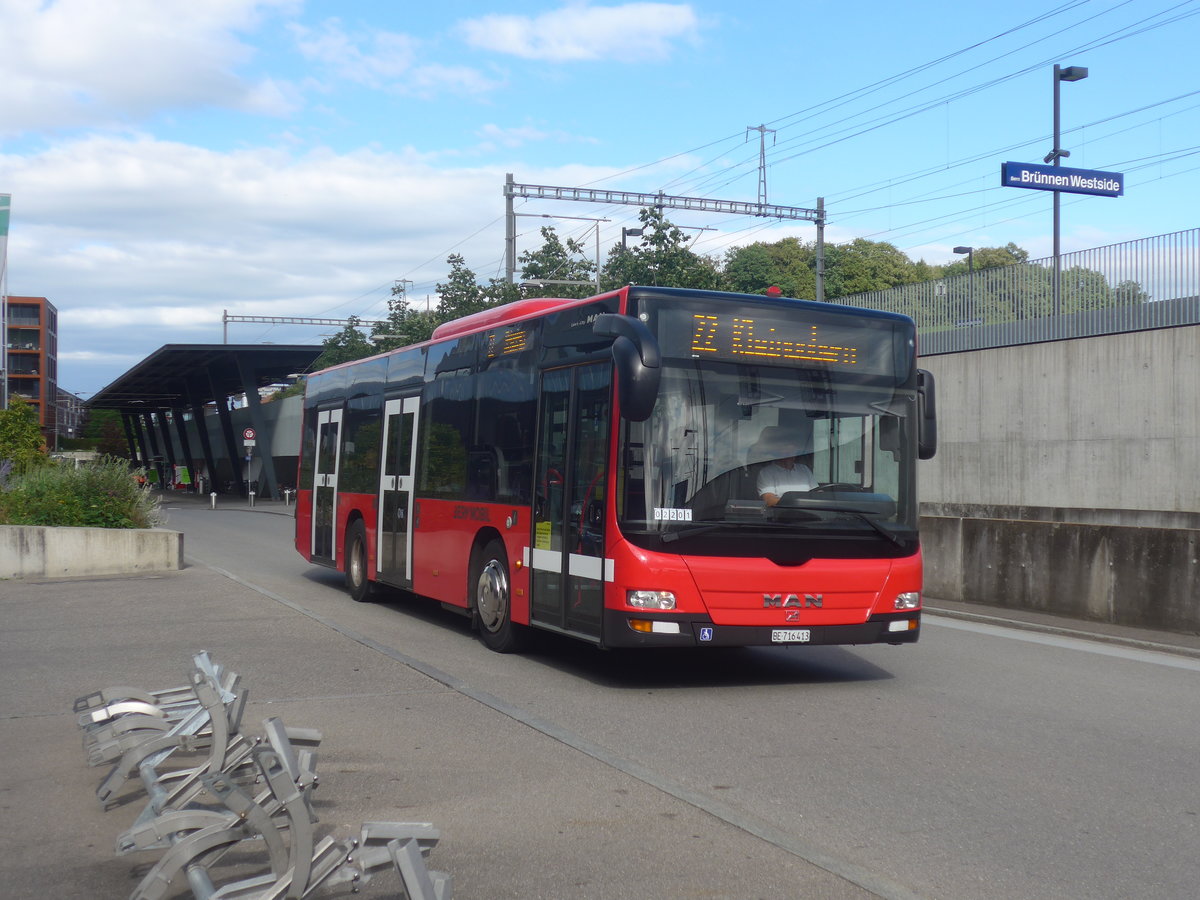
699;627;714;642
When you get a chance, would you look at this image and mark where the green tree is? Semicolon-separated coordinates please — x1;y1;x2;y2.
601;207;721;291
313;315;376;369
0;395;49;472
433;254;519;324
519;226;596;298
823;238;924;299
79;408;130;457
722;237;817;298
371;283;440;351
1113;279;1150;305
1060;265;1119;313
436;254;492;321
942;242;1029;277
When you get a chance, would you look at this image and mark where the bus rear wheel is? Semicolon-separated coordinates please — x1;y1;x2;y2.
472;540;527;653
345;519;375;603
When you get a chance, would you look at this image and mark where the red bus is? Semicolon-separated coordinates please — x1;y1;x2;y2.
296;285;937;652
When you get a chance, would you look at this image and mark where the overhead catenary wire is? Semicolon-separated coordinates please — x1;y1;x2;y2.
307;0;1197;324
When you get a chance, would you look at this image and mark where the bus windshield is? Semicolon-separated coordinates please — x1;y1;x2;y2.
616;358;918;553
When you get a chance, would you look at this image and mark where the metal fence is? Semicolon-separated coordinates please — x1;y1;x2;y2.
836;228;1200;355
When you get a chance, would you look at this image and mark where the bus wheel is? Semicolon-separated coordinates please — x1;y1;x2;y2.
473;540;527;653
345;519;375;603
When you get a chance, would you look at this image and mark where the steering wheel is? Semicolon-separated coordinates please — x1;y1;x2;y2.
812;482;866;493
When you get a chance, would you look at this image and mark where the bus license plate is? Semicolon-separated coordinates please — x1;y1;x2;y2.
771;629;812;643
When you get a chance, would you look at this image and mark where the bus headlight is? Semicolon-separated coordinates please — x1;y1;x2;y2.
628;590;676;610
894;591;921;610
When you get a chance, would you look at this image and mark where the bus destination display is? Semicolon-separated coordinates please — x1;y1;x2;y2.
691;314;858;366
656;301;904;378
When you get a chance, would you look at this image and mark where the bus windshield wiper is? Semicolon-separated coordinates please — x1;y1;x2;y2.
812;506;905;546
661;523;724;543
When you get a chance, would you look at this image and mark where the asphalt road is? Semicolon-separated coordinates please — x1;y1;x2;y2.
79;498;1200;897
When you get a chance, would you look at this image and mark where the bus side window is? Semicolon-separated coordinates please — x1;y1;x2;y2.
467;447;497;501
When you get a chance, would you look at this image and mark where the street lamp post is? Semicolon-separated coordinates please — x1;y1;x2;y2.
1046;63;1088;314
953;246;974;324
621;227;643;250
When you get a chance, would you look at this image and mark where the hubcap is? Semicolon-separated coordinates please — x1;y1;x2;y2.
476;559;508;632
350;539;364;586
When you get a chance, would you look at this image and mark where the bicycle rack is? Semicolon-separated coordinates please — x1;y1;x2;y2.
73;653;452;900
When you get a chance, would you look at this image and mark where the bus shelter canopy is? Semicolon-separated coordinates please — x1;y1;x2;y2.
87;344;323;412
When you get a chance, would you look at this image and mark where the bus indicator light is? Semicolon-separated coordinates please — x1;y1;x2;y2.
629;618;681;635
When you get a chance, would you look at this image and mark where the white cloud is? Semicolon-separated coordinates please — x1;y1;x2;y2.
291;18;501;97
474;123;600;151
0;133;628;393
458;3;701;63
0;0;299;136
290;18;419;87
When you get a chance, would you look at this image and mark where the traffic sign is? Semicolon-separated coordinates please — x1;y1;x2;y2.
243;427;256;441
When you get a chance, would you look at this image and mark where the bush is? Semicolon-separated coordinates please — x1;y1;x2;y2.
0;456;162;529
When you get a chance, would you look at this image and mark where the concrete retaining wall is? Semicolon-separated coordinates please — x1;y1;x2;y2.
921;514;1200;633
915;324;1200;633
918;325;1200;515
0;525;183;579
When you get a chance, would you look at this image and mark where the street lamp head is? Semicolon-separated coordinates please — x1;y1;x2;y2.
953;246;973;255
1058;65;1088;82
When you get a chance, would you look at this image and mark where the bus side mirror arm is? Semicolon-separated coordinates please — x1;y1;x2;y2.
917;368;937;460
593;314;661;422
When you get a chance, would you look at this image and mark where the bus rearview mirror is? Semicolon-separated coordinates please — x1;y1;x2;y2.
917;368;937;460
593;314;661;422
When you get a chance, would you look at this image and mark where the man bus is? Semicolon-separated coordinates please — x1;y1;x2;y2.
296;284;937;652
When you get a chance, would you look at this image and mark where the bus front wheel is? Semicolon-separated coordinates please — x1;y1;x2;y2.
472;540;527;653
345;519;375;603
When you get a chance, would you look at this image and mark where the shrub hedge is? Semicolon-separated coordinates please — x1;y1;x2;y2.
0;456;162;529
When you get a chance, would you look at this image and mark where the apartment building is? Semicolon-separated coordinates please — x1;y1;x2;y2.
3;294;58;441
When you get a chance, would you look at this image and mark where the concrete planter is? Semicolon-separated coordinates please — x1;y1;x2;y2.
0;525;183;579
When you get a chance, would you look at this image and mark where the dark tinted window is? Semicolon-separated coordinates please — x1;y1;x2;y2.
476;322;539;503
417;335;479;499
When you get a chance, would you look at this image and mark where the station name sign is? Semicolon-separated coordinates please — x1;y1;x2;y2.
1001;161;1124;197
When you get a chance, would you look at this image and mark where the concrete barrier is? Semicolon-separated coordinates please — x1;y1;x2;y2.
922;514;1200;633
0;525;183;579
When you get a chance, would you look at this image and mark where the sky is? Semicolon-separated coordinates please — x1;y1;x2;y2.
1;0;1197;399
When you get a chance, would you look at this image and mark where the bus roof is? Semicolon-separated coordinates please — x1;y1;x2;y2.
430;291;623;341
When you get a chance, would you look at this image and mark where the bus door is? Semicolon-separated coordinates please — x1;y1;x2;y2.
311;408;343;564
377;395;419;586
531;363;612;641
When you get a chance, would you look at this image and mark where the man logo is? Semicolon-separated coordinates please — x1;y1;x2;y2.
763;593;823;609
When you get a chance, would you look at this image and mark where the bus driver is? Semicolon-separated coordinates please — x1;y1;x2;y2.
754;426;817;507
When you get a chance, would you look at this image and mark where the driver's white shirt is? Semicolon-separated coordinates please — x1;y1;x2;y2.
757;460;817;498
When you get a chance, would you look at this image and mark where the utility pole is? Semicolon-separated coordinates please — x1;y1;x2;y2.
505;173;517;285
746;124;777;206
815;197;825;303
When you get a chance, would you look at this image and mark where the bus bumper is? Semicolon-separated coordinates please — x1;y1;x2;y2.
601;610;921;649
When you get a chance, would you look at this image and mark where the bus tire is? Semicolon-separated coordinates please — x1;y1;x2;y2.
472;539;527;653
345;519;375;603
